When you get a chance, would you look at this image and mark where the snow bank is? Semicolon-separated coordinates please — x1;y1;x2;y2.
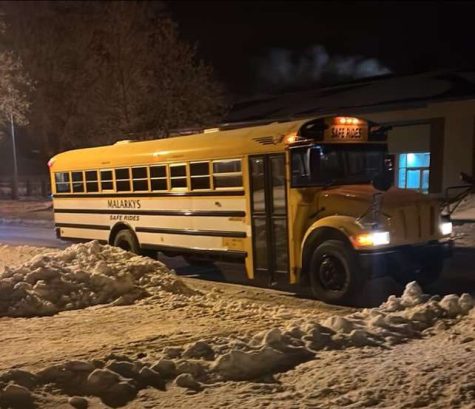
0;241;193;317
4;282;472;408
209;282;474;381
451;193;475;221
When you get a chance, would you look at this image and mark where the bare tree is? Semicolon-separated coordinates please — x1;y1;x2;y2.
1;1;226;156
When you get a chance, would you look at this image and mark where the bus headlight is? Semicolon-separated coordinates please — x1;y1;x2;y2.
353;231;390;248
439;221;452;236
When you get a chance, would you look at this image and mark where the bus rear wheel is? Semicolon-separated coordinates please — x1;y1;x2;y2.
113;229;141;254
309;240;366;305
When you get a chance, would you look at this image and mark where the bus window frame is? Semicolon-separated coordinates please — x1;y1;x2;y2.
85;169;99;193
54;171;72;194
100;169;115;192
131;166;150;192
190;161;211;191
71;170;85;193
169;163;188;190
212;158;243;190
150;164;169;192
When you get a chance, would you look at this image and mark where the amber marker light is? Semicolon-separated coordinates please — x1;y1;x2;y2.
336;117;360;125
285;132;298;144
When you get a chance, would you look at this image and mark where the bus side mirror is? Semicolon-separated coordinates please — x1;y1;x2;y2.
372;169;393;192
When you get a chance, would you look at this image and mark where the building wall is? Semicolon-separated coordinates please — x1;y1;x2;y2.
348;99;475;195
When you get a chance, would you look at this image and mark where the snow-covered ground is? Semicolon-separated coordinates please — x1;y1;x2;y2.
0;242;473;408
451;193;475;222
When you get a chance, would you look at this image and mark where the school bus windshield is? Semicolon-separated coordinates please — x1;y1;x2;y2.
291;143;387;187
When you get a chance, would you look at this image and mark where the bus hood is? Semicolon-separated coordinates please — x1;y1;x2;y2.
321;184;428;206
319;185;441;244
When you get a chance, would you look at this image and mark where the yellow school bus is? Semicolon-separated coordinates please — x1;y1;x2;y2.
48;116;452;303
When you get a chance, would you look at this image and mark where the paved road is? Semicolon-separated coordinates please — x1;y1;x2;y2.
0;224;474;303
0;224;68;248
0;223;249;283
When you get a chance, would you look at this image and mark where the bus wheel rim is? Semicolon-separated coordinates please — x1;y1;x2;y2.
319;254;347;291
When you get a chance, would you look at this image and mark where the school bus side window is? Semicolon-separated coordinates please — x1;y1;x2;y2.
85;170;99;193
71;171;85;193
170;164;187;189
132;167;149;191
213;159;242;188
55;172;71;193
150;165;168;191
115;168;131;192
190;161;210;190
100;170;114;191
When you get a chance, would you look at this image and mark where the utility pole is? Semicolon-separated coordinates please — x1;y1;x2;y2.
10;112;18;200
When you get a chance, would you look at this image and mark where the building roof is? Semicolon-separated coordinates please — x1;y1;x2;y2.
226;70;475;122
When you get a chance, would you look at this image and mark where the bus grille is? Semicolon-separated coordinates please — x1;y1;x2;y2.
395;203;436;242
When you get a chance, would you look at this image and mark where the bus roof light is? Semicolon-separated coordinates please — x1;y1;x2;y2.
336;117;360;125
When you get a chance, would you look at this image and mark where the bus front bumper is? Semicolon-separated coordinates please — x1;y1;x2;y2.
357;240;453;279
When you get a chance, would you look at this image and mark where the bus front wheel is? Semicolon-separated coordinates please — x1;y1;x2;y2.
113;229;141;254
309;240;366;305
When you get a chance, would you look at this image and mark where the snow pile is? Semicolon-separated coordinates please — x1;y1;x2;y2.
0;282;472;407
451;193;475;221
209;282;474;381
0;244;49;272
0;241;193;317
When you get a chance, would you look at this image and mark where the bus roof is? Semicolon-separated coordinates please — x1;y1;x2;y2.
50;117;314;171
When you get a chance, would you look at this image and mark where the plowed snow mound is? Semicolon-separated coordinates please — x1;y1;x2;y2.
4;283;473;408
0;241;193;317
209;282;474;381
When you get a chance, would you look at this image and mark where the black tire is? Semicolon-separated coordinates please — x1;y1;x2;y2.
309;239;367;305
184;255;215;267
113;229;141;254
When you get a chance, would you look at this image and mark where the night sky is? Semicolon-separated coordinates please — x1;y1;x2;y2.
167;1;475;96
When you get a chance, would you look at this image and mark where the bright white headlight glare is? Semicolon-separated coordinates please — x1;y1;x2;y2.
353;231;390;247
372;231;391;246
440;221;453;236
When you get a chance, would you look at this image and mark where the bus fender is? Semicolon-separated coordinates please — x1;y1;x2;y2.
299;215;362;284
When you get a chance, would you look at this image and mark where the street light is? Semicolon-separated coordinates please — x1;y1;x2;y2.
10;111;18;200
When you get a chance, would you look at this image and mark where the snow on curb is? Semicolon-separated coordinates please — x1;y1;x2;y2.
0;241;194;317
1;283;472;407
